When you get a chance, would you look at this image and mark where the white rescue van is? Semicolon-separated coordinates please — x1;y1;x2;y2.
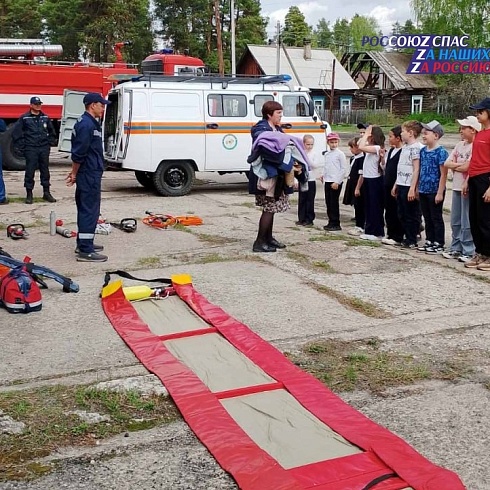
62;74;331;196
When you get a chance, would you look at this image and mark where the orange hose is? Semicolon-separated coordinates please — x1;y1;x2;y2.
142;214;202;229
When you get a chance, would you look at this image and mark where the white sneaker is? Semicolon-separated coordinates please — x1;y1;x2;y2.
348;227;363;236
381;238;400;246
442;250;461;260
359;234;381;241
458;254;472;263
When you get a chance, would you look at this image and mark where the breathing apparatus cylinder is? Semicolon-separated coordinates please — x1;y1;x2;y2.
122;285;153;301
56;226;72;238
50;211;56;236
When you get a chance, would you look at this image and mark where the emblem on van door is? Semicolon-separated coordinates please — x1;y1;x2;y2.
222;134;238;150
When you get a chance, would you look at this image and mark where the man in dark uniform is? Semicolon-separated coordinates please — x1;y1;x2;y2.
65;93;109;262
12;96;57;204
0;117;8;204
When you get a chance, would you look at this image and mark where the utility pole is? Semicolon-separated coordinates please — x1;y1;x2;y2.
275;21;280;74
329;60;336;126
231;0;236;76
214;0;224;75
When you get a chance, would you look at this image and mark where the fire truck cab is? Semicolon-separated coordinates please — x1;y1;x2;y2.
95;74;330;196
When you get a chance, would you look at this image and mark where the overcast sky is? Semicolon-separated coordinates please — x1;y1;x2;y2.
260;0;414;38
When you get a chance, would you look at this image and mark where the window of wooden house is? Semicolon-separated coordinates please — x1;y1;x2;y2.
340;96;352;112
411;95;423;114
366;99;377;110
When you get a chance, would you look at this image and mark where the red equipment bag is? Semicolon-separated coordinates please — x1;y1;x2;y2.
0;266;42;313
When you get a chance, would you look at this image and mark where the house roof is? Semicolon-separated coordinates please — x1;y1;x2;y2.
367;51;438;90
243;44;359;91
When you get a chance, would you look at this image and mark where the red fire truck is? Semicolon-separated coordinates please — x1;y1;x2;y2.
0;40;205;170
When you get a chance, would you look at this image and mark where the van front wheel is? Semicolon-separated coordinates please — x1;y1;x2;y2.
153;161;194;197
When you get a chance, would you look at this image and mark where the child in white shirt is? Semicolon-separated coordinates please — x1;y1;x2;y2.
321;132;347;231
297;134;322;226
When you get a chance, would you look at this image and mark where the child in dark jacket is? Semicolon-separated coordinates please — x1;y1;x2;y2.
381;126;404;245
343;137;365;235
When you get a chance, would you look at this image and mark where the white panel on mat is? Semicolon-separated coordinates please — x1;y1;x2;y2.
133;296;211;335
165;333;275;392
221;389;362;469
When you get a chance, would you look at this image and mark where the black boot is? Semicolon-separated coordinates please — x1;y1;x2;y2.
43;189;56;203
25;190;33;204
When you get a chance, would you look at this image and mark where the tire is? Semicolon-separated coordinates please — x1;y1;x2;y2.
153;160;195;197
0;125;26;171
134;170;155;190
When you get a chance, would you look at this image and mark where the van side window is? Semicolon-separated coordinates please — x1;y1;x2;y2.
208;94;247;117
283;95;309;116
254;95;273;116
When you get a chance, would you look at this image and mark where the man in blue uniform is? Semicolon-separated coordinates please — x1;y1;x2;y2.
0;117;8;204
65;93;109;262
12;96;57;204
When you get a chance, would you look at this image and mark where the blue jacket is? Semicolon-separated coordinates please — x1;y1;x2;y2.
71;112;104;174
12;111;57;150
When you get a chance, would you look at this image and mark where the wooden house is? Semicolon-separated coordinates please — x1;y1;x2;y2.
341;51;439;115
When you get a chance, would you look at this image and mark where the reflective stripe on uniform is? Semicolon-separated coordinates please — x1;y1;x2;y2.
78;233;95;239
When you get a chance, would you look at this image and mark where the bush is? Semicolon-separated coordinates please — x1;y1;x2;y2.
405;112;455;125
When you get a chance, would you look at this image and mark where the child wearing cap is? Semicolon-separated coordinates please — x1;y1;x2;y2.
392;120;423;249
461;98;490;271
417;120;449;254
442;116;479;262
321;133;347;231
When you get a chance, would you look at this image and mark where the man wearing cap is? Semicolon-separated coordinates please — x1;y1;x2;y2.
12;96;58;204
65;93;110;262
461;97;490;271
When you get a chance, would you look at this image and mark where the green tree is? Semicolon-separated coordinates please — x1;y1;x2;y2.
314;18;332;48
281;6;311;47
42;0;88;60
234;0;267;52
411;0;490;46
400;19;420;35
0;0;42;38
331;18;350;56
42;0;153;62
391;21;402;36
81;0;154;63
153;0;266;73
153;0;211;61
349;14;381;51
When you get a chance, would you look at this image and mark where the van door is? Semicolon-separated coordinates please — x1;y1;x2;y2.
103;88;126;161
279;93;327;155
58;89;87;153
117;89;152;171
204;91;252;171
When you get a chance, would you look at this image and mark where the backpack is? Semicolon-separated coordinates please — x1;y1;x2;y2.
0;266;42;313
